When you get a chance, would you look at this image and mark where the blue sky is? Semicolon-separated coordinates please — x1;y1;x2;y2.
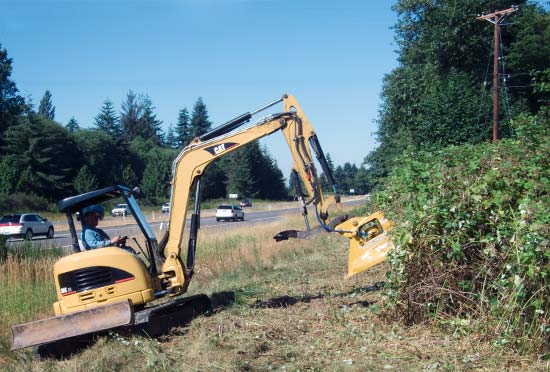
2;0;399;175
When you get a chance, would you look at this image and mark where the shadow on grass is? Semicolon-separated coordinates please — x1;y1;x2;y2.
250;281;385;309
32;291;238;360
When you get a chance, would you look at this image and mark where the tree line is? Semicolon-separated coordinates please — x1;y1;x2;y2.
366;0;548;188
0;40;375;212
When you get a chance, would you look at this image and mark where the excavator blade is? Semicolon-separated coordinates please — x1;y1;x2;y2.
347;232;394;277
11;300;134;350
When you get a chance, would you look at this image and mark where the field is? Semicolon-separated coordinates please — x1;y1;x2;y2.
1;211;548;371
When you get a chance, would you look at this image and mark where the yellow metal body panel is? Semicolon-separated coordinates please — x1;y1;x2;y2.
53;248;155;315
336;211;394;277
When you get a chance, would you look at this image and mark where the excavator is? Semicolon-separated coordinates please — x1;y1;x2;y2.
11;94;393;354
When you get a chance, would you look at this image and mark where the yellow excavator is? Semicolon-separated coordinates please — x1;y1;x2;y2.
11;94;393;354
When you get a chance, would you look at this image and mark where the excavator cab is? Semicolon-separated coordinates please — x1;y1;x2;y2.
53;185;161;316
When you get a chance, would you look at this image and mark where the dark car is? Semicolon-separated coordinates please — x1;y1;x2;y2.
240;199;252;208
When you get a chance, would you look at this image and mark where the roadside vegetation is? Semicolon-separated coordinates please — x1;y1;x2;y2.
1;212;549;371
371;112;549;355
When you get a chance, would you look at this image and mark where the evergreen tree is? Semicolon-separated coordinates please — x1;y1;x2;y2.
120;90;143;141
190;97;212;137
38;90;55;120
66;117;80;133
175;107;193;147
255;145;287;200
73;129;124;188
73;165;99;193
201;161;227;200
164;124;177;148
223;142;287;200
139;95;163;144
319;152;336;192
0;44;26;147
140;148;172;200
94;99;122;139
0;155;19;194
3;114;83;200
353;166;371;195
122;164;139;188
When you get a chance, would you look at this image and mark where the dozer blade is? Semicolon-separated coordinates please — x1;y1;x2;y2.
12;300;134;350
347;232;394;277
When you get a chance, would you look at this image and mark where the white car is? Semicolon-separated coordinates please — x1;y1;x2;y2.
161;203;170;213
0;213;54;240
111;203;131;217
215;204;244;222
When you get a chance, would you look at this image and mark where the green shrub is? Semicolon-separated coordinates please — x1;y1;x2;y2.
0;192;55;214
373;112;549;352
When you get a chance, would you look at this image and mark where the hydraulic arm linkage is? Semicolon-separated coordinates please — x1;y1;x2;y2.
158;94;348;293
160;94;392;296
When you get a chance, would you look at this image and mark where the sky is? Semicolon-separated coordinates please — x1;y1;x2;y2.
1;0;399;175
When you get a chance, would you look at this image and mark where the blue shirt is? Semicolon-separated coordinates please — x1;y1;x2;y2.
82;226;112;250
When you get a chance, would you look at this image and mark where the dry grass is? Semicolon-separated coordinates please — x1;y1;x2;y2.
1;208;549;371
0;252;58;364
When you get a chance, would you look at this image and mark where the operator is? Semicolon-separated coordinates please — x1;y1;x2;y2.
81;205;126;250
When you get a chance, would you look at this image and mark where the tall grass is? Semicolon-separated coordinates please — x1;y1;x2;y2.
0;240;62;356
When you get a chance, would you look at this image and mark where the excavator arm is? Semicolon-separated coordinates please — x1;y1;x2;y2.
159;94;343;294
160;94;393;296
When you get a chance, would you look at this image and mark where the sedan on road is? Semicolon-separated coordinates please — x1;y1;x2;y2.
0;213;55;240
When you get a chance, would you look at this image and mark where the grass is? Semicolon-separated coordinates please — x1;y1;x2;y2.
1;209;548;371
0;242;61;363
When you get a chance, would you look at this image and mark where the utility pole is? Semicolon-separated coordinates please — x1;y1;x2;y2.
477;6;518;142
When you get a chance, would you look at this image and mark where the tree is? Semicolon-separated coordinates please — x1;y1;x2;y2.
366;0;549;187
73;165;99;193
0;44;26;149
175;107;193;147
139;95;163;144
38;90;55;120
190;97;212;137
66;117;80;133
0;155;19;194
254;145;287;200
120;90;143;141
353;166;371;194
122;164;139;188
223;142;287;200
73;129;125;187
164;124;177;148
201;161;227;200
94;99;122;139
3;114;83;199
319;152;336;192
140;148;172;200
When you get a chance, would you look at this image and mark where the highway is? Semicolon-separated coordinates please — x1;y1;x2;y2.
6;196;367;251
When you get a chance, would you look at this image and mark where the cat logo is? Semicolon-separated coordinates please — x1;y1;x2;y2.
204;142;238;156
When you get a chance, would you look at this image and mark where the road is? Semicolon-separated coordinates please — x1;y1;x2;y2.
7;196;367;251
